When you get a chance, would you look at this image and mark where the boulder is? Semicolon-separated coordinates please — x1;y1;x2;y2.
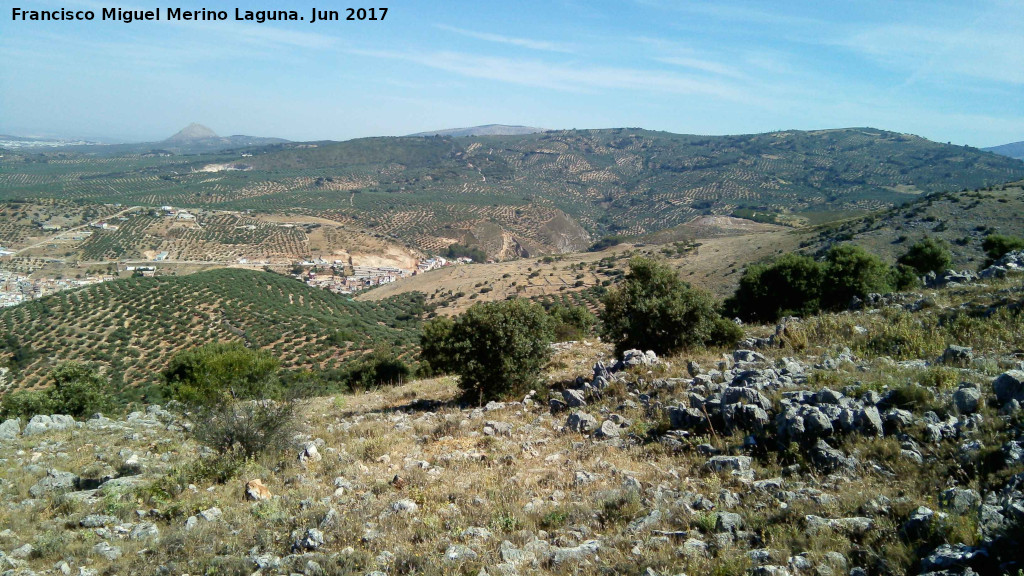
298;442;322;465
811;440;856;472
444;544;478;562
292;528;324;551
22;414;75;436
562;389;587;408
920;544;986;572
716;512;744;533
29;470;79;497
551;540;600;565
993;370;1024;405
565;412;598;434
0;418;20;440
939;488;981;515
594;420;621;439
706;455;754;479
952;384;982;415
940;346;973;367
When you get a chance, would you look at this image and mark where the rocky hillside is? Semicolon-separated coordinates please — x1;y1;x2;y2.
0;268;1021;575
813;181;1024;269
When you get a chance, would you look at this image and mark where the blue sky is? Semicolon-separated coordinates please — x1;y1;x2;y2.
1;0;1021;146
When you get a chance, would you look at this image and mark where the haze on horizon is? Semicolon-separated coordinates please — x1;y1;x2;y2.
1;0;1022;147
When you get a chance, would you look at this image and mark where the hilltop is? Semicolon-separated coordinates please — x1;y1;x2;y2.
408;124;546;137
165;122;219;143
986;141;1024;160
0;268;423;397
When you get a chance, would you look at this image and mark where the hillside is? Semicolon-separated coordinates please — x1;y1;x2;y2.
812;180;1024;268
986;141;1024;160
0;269;424;395
408;124;546;137
0;271;1022;575
1;127;1022;259
361;226;803;314
0;203;422;276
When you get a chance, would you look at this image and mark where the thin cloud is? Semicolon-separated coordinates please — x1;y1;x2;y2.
350;48;757;103
434;24;576;54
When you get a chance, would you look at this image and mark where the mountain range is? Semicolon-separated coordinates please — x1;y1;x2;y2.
407;124;546;138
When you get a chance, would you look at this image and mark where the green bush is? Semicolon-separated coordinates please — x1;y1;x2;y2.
0;362;115;419
897;237;953;274
327;345;411;390
725;253;824;322
982;233;1024;266
0;389;53;419
546;304;597;341
821;244;893;310
163;343;302;458
600;258;741;355
890;263;922;290
420;299;553;403
163;342;281;408
728;244;896;322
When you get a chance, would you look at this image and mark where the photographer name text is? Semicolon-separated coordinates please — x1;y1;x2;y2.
11;6;387;24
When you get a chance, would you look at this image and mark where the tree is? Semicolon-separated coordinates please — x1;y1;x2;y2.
982;234;1024;266
420;299;553;404
600;258;741;355
725;253;825;322
48;362;115;418
163;342;280;408
0;362;114;419
821;244;893;310
418;315;455;376
897;237;952;274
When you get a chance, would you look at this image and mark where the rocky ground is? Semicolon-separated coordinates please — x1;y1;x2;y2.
0;272;1022;576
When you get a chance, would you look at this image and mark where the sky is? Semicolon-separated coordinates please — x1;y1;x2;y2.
1;0;1022;147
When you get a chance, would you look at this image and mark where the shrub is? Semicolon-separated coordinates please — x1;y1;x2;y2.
0;362;114;419
890;263;921;290
328;345;411;390
163;342;281;407
0;389;53;419
600;258;741;355
821;244;893;310
982;233;1024;266
191;398;299;459
897;237;953;274
420;299;553;404
725;253;824;322
546;304;597;341
48;362;116;418
729;245;900;322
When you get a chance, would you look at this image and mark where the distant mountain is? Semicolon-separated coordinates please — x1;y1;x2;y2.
408;124;546;138
985;141;1024;160
165;122;219;142
0;134;101;148
161;122;289;151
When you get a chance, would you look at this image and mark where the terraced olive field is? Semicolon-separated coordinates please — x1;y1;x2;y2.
0;269;423;394
1;202;421;273
4;127;1022;259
